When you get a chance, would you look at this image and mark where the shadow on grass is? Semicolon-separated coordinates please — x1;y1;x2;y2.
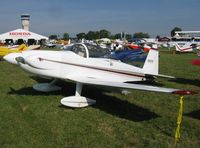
185;110;200;120
82;85;159;122
9;87;62;96
8;79;75;96
9;77;159;122
170;77;200;87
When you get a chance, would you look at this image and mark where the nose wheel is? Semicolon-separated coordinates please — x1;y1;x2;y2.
33;79;61;92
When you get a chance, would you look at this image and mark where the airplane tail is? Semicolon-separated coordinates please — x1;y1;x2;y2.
17;44;27;52
142;46;159;76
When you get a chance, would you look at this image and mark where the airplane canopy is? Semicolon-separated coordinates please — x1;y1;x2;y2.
0;29;48;41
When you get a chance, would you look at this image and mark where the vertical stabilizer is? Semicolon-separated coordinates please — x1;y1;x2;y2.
142;48;159;75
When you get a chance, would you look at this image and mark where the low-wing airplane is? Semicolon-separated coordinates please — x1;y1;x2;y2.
4;43;195;108
0;44;27;58
175;42;200;53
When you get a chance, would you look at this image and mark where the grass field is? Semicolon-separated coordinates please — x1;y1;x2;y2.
0;48;200;148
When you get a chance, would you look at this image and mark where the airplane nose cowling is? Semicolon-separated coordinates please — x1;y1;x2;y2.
3;53;22;65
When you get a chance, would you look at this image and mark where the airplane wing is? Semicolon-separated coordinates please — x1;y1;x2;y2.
67;76;194;95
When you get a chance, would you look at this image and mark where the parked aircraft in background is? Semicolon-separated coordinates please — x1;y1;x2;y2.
0;44;40;59
4;44;195;108
127;43;151;52
0;44;27;58
175;43;200;53
110;48;146;62
170;31;200;52
44;41;57;48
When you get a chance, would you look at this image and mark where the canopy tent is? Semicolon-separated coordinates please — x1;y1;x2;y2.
0;28;48;45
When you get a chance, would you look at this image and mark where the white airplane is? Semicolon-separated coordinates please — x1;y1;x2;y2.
175;43;200;52
44;41;57;48
3;43;195;108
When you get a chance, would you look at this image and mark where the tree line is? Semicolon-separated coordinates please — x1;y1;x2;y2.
49;29;150;40
49;27;182;40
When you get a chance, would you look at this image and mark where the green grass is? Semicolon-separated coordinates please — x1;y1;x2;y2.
0;48;200;147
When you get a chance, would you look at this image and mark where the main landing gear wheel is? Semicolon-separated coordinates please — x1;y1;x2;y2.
61;96;96;108
60;82;96;108
33;79;61;92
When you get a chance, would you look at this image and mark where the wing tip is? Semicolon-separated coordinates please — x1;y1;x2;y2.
172;90;197;95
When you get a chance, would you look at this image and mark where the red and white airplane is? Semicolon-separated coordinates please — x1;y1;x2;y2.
3;43;195;108
127;43;151;52
175;43;200;52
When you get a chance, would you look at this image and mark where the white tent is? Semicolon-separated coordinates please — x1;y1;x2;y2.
0;28;48;42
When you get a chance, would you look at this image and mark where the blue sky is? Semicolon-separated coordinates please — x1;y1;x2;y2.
0;0;199;37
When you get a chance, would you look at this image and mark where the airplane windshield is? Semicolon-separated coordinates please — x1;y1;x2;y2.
66;44;87;57
63;43;110;58
85;43;110;58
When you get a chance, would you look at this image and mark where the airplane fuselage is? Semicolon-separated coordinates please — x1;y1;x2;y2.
7;50;147;82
